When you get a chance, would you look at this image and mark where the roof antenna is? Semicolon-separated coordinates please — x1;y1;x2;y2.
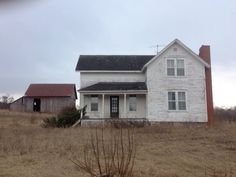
150;44;164;54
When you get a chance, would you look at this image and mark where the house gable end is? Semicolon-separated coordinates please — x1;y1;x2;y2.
142;39;210;71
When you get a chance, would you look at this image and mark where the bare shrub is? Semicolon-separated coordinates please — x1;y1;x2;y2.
71;128;136;177
42;106;87;128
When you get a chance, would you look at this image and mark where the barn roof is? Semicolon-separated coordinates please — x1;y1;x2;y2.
25;84;77;98
76;55;155;71
79;82;147;92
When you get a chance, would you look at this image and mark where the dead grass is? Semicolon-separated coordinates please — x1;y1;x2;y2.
0;110;236;177
0;109;54;128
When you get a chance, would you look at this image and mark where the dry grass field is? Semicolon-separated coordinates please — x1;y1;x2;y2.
0;109;236;177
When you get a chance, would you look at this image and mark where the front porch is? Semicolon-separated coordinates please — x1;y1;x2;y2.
79;82;147;119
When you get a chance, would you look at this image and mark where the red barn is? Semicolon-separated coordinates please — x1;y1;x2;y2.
10;84;77;113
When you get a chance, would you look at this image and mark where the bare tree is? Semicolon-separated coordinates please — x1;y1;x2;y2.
71;128;136;177
0;94;14;104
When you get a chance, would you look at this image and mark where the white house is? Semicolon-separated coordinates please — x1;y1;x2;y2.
76;39;213;123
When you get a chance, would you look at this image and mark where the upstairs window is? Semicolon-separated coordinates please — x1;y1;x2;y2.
91;95;98;111
177;59;185;76
167;59;175;76
167;59;185;76
129;95;137;111
168;91;186;110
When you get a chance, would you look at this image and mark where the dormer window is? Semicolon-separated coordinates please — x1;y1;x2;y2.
167;59;185;76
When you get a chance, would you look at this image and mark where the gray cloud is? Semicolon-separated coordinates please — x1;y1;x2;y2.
0;0;236;106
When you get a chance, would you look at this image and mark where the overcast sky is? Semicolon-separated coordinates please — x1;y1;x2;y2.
0;0;235;107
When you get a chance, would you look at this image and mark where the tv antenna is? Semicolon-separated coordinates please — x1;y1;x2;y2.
150;44;164;54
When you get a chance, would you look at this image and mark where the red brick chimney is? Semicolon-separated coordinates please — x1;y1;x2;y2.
199;45;214;124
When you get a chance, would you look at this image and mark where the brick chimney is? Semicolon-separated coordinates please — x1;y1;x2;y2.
199;45;214;124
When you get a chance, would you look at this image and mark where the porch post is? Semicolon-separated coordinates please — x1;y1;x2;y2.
124;93;127;118
102;94;105;118
80;93;84;108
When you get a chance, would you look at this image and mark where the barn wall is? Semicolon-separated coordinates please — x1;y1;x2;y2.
40;97;75;113
10;97;25;112
70;89;77;100
25;98;34;112
146;43;208;122
11;97;76;113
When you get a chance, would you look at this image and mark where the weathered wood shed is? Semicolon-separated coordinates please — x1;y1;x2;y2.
10;84;77;113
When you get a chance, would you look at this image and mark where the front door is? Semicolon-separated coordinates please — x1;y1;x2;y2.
110;96;119;118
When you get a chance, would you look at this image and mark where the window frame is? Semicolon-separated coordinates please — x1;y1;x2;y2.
176;59;185;76
128;95;137;112
90;95;99;112
166;58;185;77
168;92;176;110
167;59;175;76
167;91;187;111
177;92;187;110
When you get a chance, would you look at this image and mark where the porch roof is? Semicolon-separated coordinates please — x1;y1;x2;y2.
79;82;147;92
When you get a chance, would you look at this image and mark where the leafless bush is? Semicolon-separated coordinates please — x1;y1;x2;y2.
71;128;136;177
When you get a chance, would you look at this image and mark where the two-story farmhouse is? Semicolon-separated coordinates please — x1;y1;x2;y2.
76;39;213;123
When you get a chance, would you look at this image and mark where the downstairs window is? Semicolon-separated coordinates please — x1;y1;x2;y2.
129;95;137;111
91;95;98;111
168;91;186;110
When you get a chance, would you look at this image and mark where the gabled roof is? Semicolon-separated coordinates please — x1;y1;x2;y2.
76;39;210;72
79;82;147;92
25;84;77;98
142;39;210;70
76;55;154;71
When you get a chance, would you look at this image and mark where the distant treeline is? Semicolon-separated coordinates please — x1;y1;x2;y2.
0;94;14;109
214;107;236;122
0;102;10;109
